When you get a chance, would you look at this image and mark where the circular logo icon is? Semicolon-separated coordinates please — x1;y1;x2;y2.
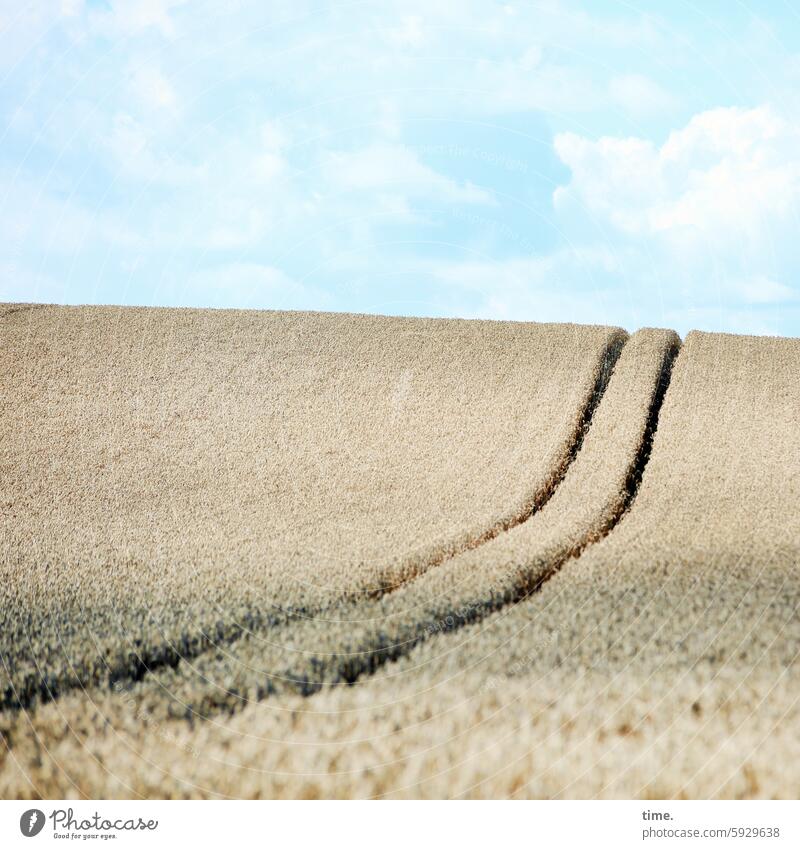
19;809;45;837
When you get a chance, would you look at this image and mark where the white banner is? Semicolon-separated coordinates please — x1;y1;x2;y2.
1;800;798;848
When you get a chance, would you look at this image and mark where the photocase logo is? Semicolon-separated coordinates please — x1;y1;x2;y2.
19;809;45;837
15;807;159;839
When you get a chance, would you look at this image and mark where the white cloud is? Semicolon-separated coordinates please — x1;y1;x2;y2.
0;264;71;304
60;0;83;16
428;247;626;324
128;65;177;111
433;247;619;291
546;105;800;331
88;0;188;38
181;262;328;310
735;276;797;305
260;121;289;153
473;53;602;115
385;15;427;48
7;1;800;336
554;106;800;247
0;170;139;255
204;204;269;250
609;73;677;116
109;113;147;159
422;105;800;334
106;113;203;185
0;4;55;69
252;151;285;182
249;123;290;182
322;144;493;204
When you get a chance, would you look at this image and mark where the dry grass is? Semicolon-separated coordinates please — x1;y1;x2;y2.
61;328;676;720
0;304;620;709
2;668;795;799
2;306;799;799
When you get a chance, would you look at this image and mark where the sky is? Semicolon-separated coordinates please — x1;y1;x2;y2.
2;1;800;337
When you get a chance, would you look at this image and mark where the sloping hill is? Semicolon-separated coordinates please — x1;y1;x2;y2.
2;307;798;799
55;327;676;720
1;304;621;708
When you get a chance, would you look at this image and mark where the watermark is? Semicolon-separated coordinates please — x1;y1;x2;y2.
17;806;158;839
19;809;45;838
482;630;559;692
411;143;529;174
113;682;199;759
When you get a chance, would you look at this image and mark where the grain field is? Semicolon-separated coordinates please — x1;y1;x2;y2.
1;306;798;799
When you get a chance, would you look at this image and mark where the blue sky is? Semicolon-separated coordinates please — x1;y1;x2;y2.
2;1;800;336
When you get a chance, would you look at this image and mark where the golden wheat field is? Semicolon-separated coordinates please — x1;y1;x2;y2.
1;303;799;799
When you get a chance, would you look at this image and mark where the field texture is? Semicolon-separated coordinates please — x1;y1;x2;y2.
1;304;798;798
